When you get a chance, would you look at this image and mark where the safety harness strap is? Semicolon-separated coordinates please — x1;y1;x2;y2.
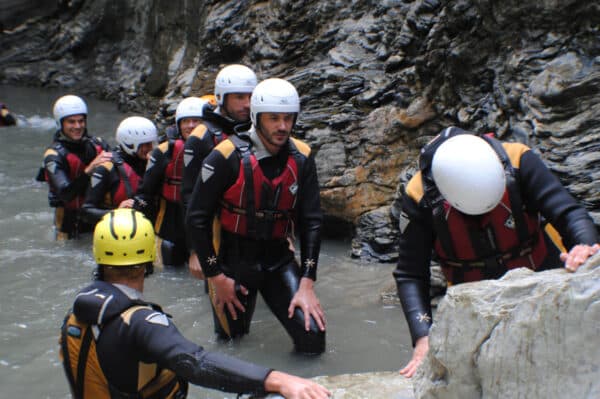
115;163;135;199
60;313;94;399
60;314;79;398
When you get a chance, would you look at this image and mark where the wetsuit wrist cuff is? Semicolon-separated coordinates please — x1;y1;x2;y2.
203;262;222;278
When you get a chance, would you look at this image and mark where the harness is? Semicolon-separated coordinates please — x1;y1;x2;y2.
110;159;141;207
45;139;104;209
60;292;185;399
161;139;185;202
203;119;227;146
219;136;302;240
419;127;547;283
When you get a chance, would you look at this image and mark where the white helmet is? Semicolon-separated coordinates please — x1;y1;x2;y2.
250;78;300;126
116;116;158;156
53;95;87;125
431;134;506;215
214;64;257;106
175;97;210;126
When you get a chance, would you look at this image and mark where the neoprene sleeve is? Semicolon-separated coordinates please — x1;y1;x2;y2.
172;351;270;395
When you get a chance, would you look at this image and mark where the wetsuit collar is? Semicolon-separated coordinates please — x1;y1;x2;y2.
112;283;143;300
55;129;89;144
248;126;274;161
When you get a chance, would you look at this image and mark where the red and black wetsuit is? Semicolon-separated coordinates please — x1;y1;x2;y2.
41;130;107;239
181;110;243;213
186;129;325;354
394;128;599;344
82;148;147;224
135;137;188;267
60;280;271;398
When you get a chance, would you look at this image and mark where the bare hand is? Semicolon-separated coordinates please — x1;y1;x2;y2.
85;151;112;174
399;336;429;378
188;252;205;280
560;243;599;272
264;370;331;399
288;277;326;332
118;199;135;208
208;273;247;320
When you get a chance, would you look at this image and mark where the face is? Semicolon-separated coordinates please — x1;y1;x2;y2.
61;115;86;141
136;142;155;161
257;113;295;153
178;117;202;140
223;93;251;122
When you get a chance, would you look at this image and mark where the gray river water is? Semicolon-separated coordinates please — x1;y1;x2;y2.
0;85;412;398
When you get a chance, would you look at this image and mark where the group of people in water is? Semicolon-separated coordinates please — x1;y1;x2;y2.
36;63;598;398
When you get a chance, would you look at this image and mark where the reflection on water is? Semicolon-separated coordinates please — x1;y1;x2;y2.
0;85;412;398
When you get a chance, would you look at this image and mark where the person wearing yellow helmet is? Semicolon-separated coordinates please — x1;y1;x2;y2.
394;126;600;378
60;209;331;399
182;65;258;280
38;95;111;239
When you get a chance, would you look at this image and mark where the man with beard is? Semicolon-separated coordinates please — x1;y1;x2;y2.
186;78;326;354
182;64;257;280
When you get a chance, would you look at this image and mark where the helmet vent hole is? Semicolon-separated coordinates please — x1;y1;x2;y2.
137;250;145;254
105;251;114;256
123;253;127;256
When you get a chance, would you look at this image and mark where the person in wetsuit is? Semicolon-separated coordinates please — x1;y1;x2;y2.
134;97;208;267
0;102;17;126
186;78;327;354
394;127;600;377
82;116;158;224
39;95;111;239
59;209;331;399
182;64;257;280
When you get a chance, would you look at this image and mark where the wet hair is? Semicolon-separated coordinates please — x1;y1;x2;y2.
93;262;154;281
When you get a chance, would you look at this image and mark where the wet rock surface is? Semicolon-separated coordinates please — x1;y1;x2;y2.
256;371;414;399
1;0;598;261
415;254;600;399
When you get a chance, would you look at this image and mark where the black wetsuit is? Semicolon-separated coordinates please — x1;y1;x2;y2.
186;131;325;354
181;110;242;214
81;148;147;224
135;137;188;267
394;140;600;344
61;280;271;398
41;131;108;239
0;104;16;126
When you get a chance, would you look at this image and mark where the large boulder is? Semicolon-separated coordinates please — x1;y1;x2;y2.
415;254;600;399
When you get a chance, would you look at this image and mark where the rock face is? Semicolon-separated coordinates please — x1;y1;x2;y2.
414;254;600;399
1;0;598;260
258;371;414;399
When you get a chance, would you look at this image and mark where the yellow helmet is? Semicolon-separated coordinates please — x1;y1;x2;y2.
93;209;155;266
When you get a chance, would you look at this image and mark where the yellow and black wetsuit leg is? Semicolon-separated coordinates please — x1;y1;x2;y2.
207;277;257;340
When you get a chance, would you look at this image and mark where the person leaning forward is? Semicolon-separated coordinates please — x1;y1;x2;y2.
59;209;331;399
182;64;257;280
394;127;600;377
185;78;327;354
38;95;111;239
